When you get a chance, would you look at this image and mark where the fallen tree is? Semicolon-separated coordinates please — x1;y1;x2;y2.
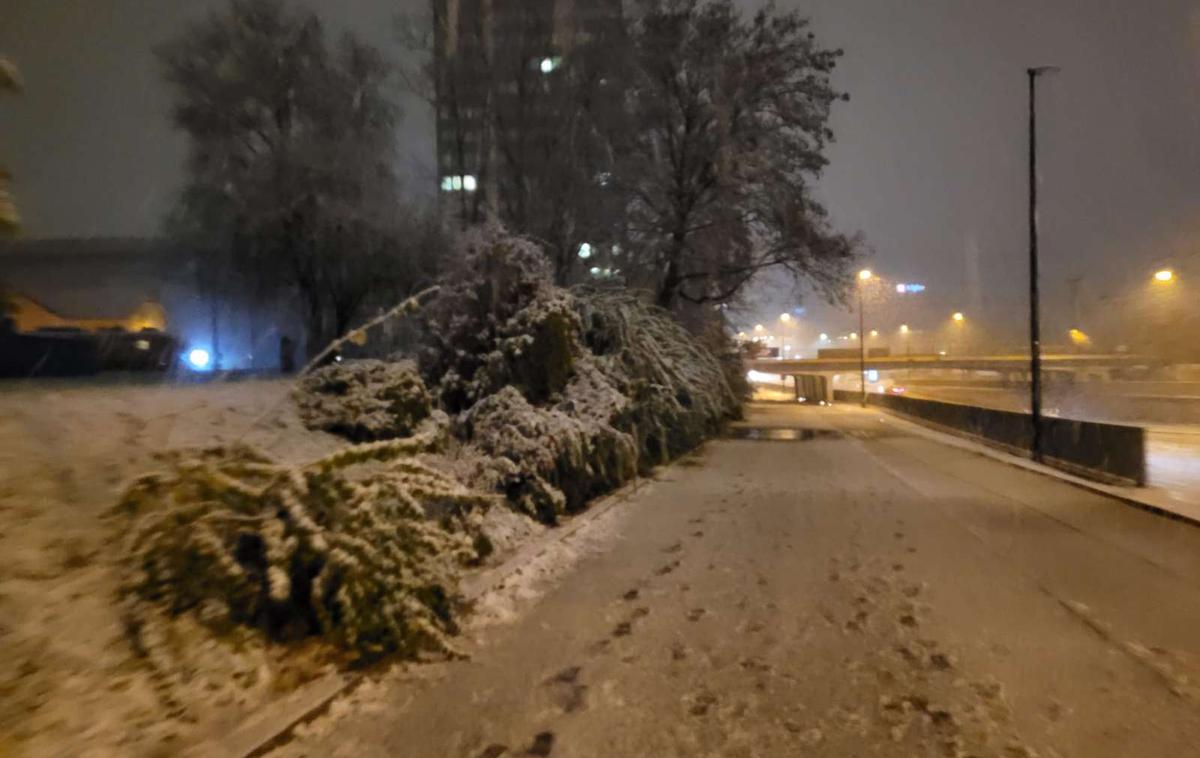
115;423;493;663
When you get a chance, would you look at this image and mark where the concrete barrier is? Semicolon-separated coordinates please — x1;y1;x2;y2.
836;390;1146;486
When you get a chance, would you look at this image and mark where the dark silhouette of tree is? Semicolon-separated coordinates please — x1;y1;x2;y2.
160;0;440;356
618;0;858;312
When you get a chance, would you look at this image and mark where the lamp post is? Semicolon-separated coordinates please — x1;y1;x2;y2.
1027;65;1059;463
857;269;872;406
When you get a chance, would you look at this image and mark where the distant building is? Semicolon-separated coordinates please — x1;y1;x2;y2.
432;0;624;224
5;293;166;334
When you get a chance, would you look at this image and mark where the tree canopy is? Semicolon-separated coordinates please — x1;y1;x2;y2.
618;0;857;311
160;0;440;356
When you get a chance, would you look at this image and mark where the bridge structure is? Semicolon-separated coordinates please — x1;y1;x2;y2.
747;354;1164;403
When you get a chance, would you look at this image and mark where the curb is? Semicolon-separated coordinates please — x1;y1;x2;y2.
869;407;1200;529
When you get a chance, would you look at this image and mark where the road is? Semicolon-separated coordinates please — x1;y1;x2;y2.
275;403;1200;758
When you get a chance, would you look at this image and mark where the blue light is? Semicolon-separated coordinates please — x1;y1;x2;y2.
185;348;212;370
897;283;926;294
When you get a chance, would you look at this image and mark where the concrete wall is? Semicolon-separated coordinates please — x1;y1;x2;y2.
836;390;1146;486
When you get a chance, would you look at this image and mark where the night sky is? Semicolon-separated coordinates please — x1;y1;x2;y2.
3;0;1199;337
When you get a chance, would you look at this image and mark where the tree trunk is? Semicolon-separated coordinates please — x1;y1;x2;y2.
657;228;687;311
302;293;329;364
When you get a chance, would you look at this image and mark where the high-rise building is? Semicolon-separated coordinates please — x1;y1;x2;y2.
432;0;624;225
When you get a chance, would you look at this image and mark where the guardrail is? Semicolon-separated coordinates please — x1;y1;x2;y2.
836;390;1146;486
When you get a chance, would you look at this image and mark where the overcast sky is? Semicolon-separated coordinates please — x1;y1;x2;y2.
3;0;1199;334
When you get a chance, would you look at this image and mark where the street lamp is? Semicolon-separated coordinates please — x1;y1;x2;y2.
952;312;965;323
857;269;872;406
899;324;910;334
1028;65;1060;463
779;312;792;323
1154;269;1175;283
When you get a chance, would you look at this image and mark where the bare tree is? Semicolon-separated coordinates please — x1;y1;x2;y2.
160;0;437;356
616;0;857;311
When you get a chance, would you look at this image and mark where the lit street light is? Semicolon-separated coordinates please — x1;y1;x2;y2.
952;312;965;323
779;313;792;323
899;324;910;334
754;324;765;333
869;329;879;338
1155;269;1175;283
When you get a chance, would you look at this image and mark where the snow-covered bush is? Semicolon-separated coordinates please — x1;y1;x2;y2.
294;359;431;441
461;386;637;523
576;291;740;466
114;427;493;662
420;224;582;410
414;225;739;520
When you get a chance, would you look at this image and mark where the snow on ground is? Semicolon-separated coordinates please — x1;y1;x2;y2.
0;373;672;757
269;403;1200;758
0;377;345;757
0;377;542;757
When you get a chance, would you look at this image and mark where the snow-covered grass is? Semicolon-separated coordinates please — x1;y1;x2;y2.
0;378;342;756
0;378;545;756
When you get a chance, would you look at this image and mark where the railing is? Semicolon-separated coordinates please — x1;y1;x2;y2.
835;390;1146;486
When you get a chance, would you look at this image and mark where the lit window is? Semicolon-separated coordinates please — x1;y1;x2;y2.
462;175;478;192
578;242;593;259
440;176;454;192
589;266;602;277
539;57;561;74
452;176;463;191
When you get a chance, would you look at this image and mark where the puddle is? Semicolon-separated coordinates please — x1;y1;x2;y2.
726;427;842;442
